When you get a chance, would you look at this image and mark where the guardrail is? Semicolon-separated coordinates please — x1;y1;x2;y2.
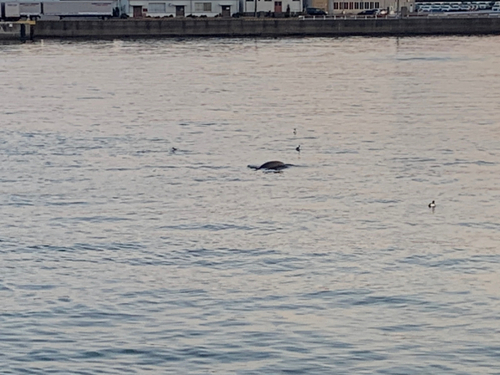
298;12;500;20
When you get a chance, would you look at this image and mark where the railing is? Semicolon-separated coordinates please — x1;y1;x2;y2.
298;12;500;20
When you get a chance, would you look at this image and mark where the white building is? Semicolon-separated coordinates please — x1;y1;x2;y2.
330;0;414;13
308;0;414;14
239;0;303;15
119;0;239;17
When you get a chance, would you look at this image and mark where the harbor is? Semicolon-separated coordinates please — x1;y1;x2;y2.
0;20;32;40
2;0;500;40
25;16;500;39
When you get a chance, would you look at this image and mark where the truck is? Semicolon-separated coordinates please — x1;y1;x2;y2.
1;1;115;20
20;2;42;19
41;1;114;19
2;2;20;19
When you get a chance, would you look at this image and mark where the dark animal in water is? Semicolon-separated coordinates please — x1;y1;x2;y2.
428;200;436;208
248;161;291;171
296;145;301;152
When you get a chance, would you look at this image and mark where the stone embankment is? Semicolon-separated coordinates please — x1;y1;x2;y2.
5;17;500;40
0;21;32;41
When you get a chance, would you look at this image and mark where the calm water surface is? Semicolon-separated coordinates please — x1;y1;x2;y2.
1;36;500;374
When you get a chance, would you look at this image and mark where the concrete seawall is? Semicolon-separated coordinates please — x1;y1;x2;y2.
0;22;33;41
32;17;500;39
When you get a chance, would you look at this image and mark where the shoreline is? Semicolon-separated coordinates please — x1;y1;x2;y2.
4;17;500;41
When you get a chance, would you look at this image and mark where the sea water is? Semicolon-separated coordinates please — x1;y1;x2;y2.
1;36;500;374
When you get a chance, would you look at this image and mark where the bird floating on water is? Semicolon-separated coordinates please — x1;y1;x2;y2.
171;147;177;152
428;200;436;208
293;128;297;135
296;145;301;153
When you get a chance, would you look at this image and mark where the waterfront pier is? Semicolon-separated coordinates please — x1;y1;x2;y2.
30;16;500;39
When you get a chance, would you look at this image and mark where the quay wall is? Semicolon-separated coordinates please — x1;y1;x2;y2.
0;22;32;41
32;17;500;39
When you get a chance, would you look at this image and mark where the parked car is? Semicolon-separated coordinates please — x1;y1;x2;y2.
418;5;432;12
306;7;327;15
358;8;380;15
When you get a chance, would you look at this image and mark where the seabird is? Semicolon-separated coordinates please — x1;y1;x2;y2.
428;200;436;208
296;145;301;152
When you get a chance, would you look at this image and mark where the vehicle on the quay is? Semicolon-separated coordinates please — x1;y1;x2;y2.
415;1;499;13
42;1;114;19
357;8;387;15
418;5;432;12
358;8;380;14
306;7;327;15
0;1;115;20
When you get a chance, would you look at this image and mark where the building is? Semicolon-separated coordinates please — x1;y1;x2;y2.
119;0;240;17
333;0;413;13
239;0;303;15
308;0;414;13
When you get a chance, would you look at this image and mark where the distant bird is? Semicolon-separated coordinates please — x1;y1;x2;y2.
428;200;436;208
295;145;301;152
293;128;297;135
171;147;177;152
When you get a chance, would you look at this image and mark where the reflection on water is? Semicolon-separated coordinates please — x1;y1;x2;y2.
1;36;500;374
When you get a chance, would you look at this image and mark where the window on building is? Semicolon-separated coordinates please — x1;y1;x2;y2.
149;2;166;12
354;2;359;8
364;2;369;8
369;2;374;8
195;2;211;11
375;2;379;7
349;2;353;8
344;2;348;9
334;2;339;9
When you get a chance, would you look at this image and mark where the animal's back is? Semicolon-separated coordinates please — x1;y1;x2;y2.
248;160;292;171
258;161;286;170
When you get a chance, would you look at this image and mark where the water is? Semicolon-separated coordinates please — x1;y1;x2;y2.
1;36;500;374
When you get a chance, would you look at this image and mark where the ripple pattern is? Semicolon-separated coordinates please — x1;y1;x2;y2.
1;36;500;374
